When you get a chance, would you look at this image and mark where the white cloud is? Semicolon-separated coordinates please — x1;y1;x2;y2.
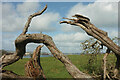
2;3;26;32
29;12;60;32
57;45;82;53
108;30;118;38
2;33;18;39
53;32;90;42
61;2;118;32
52;32;92;53
2;2;60;32
26;43;51;53
2;38;15;51
16;2;39;17
2;2;118;54
2;33;19;50
61;24;83;32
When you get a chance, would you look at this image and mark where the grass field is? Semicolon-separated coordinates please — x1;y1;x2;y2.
4;54;116;78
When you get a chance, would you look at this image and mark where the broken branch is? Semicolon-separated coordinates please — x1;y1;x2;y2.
21;5;47;35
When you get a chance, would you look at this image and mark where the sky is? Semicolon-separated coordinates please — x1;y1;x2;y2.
1;0;119;53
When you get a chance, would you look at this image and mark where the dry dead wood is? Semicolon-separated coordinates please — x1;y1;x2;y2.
25;45;46;79
60;14;120;78
103;48;110;80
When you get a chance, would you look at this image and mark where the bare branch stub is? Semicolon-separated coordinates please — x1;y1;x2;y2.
25;45;46;79
60;14;120;78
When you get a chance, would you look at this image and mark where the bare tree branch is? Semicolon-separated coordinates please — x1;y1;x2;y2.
60;14;120;78
21;5;47;35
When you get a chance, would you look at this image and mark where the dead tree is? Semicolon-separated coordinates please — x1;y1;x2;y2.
60;14;120;78
0;5;93;79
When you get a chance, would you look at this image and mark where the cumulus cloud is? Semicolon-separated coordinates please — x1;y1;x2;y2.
2;2;118;53
26;43;50;53
52;32;92;53
60;24;83;32
16;2;39;17
61;2;118;32
2;38;15;51
53;32;90;42
29;12;60;32
2;3;20;32
2;2;60;32
2;2;60;52
2;3;30;32
59;2;118;53
57;45;82;53
108;30;118;38
2;33;19;50
2;33;18;39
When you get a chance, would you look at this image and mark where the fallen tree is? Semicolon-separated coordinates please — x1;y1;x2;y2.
60;14;120;79
0;5;93;79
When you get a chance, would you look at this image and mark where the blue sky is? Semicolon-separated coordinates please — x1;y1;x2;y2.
1;1;119;53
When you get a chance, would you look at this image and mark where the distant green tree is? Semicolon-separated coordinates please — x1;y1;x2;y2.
81;38;103;54
80;37;119;77
80;38;103;75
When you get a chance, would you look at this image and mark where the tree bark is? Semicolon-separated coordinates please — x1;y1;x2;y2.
60;14;120;78
25;45;46;79
0;6;93;79
1;70;25;79
103;48;110;80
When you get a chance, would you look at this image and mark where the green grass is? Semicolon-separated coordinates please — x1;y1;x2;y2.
4;54;116;78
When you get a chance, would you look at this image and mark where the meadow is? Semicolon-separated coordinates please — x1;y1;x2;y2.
4;54;116;78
